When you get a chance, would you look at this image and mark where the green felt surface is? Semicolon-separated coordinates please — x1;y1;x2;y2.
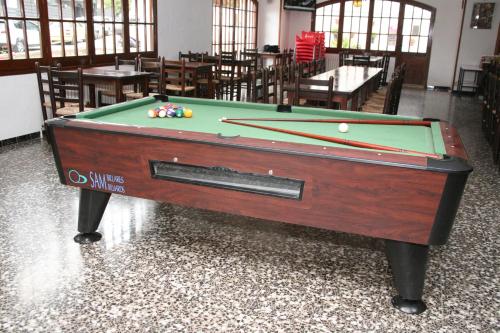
76;96;446;156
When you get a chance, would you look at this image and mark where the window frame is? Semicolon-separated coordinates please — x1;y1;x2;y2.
0;0;157;76
312;0;435;56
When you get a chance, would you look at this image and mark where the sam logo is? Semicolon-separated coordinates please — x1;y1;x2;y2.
68;169;88;185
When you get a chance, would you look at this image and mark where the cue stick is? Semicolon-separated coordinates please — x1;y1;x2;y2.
224;118;432;127
220;118;441;159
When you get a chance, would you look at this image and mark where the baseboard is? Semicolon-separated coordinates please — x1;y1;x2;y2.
0;131;41;148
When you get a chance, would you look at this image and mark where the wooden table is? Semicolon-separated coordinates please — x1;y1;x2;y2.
81;68;151;107
344;56;384;67
457;64;483;96
289;66;383;111
164;60;214;98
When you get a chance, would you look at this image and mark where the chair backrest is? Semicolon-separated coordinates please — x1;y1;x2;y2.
48;68;85;113
219;51;237;79
201;54;221;80
241;49;259;72
138;55;160;71
250;68;264;103
380;54;390;85
115;56;138;70
264;66;278;104
35;62;61;121
141;57;164;94
164;59;192;95
294;73;334;108
353;55;370;66
382;73;404;115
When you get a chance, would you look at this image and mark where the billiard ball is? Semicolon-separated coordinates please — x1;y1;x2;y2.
338;123;349;133
167;109;176;118
158;110;167;118
147;109;157;118
183;108;193;118
175;109;184;118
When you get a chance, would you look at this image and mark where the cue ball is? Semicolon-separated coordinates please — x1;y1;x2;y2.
338;123;349;133
147;109;156;118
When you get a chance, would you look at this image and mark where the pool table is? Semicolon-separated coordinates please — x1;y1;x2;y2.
47;95;472;314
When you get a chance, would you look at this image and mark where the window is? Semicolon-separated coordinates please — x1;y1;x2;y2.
314;0;433;54
314;2;340;48
0;0;42;60
212;0;257;55
371;0;399;51
48;0;87;57
342;0;370;49
401;4;431;53
0;0;156;75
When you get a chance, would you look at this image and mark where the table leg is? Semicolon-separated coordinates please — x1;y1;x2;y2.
193;69;198;98
115;81;124;103
74;188;111;244
237;64;242;101
351;92;359;111
385;240;429;315
142;77;149;97
88;83;96;108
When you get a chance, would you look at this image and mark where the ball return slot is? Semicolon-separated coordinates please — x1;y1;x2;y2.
150;161;304;200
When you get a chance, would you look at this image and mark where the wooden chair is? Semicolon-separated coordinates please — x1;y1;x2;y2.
339;51;346;67
353;55;370;67
219;51;242;100
124;57;164;99
138;55;161;71
97;56;139;106
249;68;265;103
293;73;334;108
200;54;222;99
362;74;403;115
35;62;63;124
164;59;196;96
265;66;278;104
380;54;391;86
48;68;91;116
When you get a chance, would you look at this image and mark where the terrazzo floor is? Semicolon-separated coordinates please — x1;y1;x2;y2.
0;90;499;332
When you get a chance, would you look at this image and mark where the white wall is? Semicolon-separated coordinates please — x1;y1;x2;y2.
0;74;42;141
157;0;212;59
257;0;282;48
454;0;500;89
279;0;471;88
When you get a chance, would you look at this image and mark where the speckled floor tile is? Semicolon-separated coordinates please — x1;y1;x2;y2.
0;90;498;332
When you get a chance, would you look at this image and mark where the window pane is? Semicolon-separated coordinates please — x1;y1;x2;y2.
94;23;104;54
115;23;123;52
343;16;351;32
93;0;103;20
358;33;366;49
418;36;428;53
378;34;388;50
76;22;87;55
7;0;22;17
129;23;137;52
104;0;113;21
342;32;350;48
421;19;430;36
115;0;123;21
380;17;389;34
75;0;85;20
138;24;145;51
137;0;145;22
370;33;379;49
409;36;418;52
382;2;390;17
105;23;113;53
316;6;323;16
402;18;411;35
404;5;413;18
401;35;409;52
26;20;41;58
0;1;5;16
145;0;151;23
9;20;26;58
389;18;398;33
315;15;323;31
62;0;74;19
372;17;380;34
411;20;421;35
388;34;396;51
0;20;8;60
24;0;39;18
413;7;422;19
63;22;76;56
129;0;136;22
146;24;153;51
351;16;359;33
373;0;382;16
332;3;340;15
49;22;62;56
48;0;60;19
391;2;399;17
422;9;431;19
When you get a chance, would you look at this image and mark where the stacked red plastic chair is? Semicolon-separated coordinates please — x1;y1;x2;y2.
295;31;326;63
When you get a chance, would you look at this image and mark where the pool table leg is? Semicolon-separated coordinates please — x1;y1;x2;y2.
74;189;111;244
385;240;429;315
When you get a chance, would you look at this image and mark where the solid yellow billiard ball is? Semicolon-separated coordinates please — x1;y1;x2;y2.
183;108;193;118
